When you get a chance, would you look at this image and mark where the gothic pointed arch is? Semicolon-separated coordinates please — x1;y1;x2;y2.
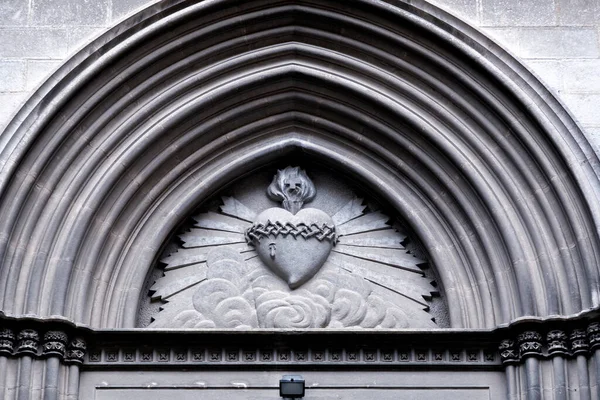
0;0;599;332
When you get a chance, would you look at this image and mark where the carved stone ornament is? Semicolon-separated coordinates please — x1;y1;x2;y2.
16;329;39;356
246;168;336;288
147;167;438;329
517;331;542;358
570;328;589;355
42;331;68;357
588;321;600;350
546;330;568;356
65;337;87;365
498;339;519;364
0;328;15;355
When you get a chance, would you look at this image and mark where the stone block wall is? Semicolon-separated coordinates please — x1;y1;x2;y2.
0;0;153;133
428;0;600;149
0;0;599;151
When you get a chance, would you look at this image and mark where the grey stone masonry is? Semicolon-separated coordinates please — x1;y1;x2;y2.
0;61;26;92
0;1;28;26
411;0;600;152
31;0;109;26
0;0;599;151
112;0;156;20
0;0;158;133
481;0;557;26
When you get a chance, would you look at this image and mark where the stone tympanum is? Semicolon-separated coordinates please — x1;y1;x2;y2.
147;166;437;329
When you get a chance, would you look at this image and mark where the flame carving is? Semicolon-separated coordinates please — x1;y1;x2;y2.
267;167;316;214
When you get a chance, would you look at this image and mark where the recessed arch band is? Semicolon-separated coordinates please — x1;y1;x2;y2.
0;0;598;328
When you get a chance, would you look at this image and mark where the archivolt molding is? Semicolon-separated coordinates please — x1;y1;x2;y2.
0;0;599;329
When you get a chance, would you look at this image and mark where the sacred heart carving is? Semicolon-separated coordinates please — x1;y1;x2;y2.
149;165;440;330
247;207;336;288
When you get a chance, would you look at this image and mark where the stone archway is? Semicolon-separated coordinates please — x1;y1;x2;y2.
0;1;598;399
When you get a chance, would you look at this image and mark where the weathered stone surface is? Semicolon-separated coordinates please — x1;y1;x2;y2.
425;0;478;23
112;0;157;21
482;28;521;51
0;28;69;58
556;0;600;26
525;60;563;92
25;60;62;91
31;0;109;26
481;0;556;26
562;60;600;92
562;93;600;125
0;92;27;127
517;28;600;58
0;0;29;26
585;126;600;150
0;61;25;92
66;26;105;53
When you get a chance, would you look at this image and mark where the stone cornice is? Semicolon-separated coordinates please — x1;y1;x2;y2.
1;309;599;368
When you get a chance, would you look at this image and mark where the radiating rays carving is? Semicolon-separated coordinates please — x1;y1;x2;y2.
148;167;438;329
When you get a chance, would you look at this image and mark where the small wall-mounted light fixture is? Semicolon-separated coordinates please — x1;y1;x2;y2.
279;375;305;398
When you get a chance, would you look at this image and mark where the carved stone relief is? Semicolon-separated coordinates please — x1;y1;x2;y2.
145;167;440;329
0;326;86;365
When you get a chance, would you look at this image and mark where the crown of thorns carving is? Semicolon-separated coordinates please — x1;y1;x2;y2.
246;221;336;243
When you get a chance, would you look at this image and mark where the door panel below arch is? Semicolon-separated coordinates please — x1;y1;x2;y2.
80;370;505;400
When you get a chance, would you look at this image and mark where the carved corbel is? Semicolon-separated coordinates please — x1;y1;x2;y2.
546;330;569;357
517;331;542;358
0;328;15;356
499;339;519;365
569;328;589;356
587;321;600;351
42;331;69;359
65;337;87;365
16;329;40;356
